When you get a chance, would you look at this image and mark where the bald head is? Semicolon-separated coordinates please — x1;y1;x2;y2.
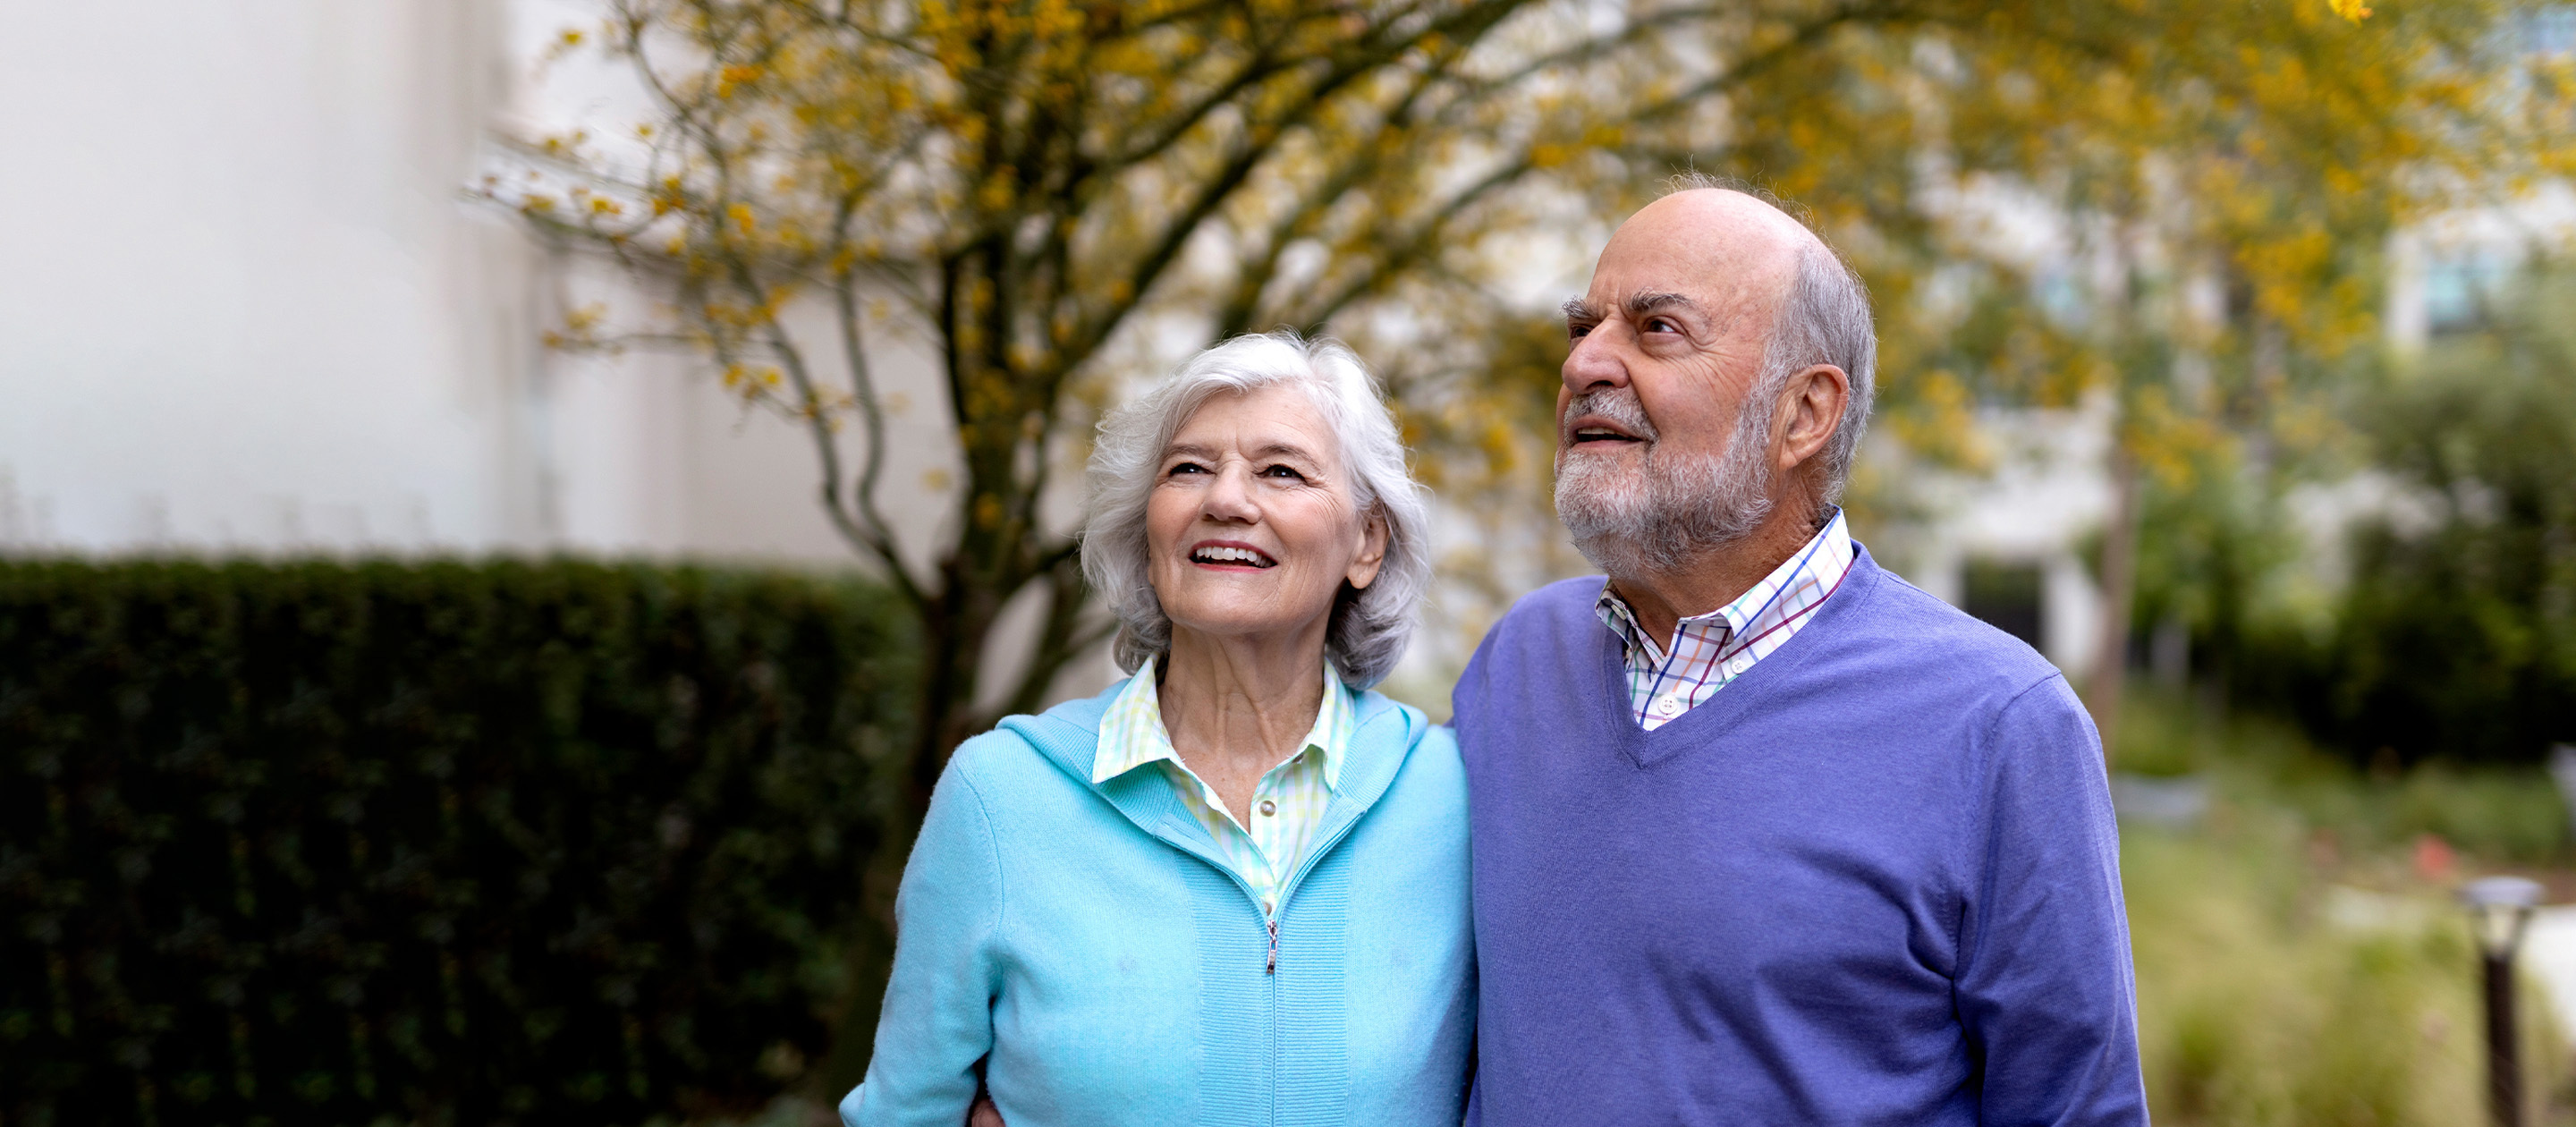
1599;189;1826;326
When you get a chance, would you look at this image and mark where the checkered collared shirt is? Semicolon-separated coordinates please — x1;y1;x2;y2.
1597;509;1857;731
1093;658;1353;918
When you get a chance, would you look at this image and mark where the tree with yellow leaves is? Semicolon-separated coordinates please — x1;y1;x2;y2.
499;0;1972;796
500;0;2565;793
1825;0;2572;752
1544;0;2569;756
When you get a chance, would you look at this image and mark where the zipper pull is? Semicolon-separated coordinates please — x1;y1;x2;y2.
1266;918;1279;975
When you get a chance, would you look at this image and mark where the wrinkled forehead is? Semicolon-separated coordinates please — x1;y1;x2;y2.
1587;191;1807;326
1167;380;1344;466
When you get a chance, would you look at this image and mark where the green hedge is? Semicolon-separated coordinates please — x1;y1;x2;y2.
0;559;916;1126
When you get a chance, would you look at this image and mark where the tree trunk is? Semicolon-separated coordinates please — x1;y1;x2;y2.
909;562;1007;805
2086;441;2141;766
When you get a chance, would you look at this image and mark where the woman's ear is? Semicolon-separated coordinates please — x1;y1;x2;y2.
1345;510;1390;590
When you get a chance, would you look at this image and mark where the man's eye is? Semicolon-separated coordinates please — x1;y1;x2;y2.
1644;317;1678;334
1568;322;1593;339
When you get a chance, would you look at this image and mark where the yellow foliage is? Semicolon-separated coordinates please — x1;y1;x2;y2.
511;0;2566;725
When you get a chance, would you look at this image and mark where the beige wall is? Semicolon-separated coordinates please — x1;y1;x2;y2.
0;0;550;553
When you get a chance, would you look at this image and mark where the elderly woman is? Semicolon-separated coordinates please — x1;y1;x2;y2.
839;332;1470;1127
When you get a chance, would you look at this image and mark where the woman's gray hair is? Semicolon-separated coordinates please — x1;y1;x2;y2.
1080;330;1431;687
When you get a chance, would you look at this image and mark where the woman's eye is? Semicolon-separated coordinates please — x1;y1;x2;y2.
1167;462;1208;476
1261;464;1306;480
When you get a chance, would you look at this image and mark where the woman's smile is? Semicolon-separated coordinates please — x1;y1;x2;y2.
1188;539;1280;570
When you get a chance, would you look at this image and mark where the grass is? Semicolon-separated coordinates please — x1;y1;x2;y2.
2117;689;2573;1125
2117;691;2572;864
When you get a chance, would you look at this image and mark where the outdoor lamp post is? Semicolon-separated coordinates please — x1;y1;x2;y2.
2462;875;2545;1127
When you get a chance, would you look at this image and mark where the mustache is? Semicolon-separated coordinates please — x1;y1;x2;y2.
1560;388;1658;444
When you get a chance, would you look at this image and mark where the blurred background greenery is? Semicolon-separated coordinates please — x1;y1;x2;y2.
2116;686;2576;1126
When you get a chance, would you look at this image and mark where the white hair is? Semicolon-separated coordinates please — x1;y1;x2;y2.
1766;237;1878;505
1665;173;1878;504
1080;331;1432;687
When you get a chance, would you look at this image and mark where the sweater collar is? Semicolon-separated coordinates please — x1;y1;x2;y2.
1594;508;1854;665
1589;545;1890;766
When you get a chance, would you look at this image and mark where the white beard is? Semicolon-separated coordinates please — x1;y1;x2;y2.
1554;387;1775;577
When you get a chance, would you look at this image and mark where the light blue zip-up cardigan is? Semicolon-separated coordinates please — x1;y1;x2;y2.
840;682;1474;1127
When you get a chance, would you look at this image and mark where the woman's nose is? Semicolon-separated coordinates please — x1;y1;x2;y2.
1201;464;1260;522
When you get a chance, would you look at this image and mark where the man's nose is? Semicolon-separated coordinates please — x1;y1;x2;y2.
1562;325;1631;394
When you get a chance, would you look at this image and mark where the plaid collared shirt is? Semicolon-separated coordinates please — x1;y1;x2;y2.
1094;657;1353;918
1597;509;1856;731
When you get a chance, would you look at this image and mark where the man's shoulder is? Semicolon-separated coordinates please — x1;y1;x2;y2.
1453;575;1609;724
1829;555;2063;690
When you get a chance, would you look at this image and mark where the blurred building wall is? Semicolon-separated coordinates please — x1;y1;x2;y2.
0;0;952;567
0;0;538;554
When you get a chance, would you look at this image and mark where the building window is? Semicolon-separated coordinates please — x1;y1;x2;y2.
2423;250;2515;335
1963;559;2046;648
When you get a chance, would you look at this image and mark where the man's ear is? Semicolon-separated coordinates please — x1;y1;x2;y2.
1346;510;1390;590
1773;363;1851;473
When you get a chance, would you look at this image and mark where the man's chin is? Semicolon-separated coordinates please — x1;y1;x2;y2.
1560;497;1774;579
1553;453;1646;506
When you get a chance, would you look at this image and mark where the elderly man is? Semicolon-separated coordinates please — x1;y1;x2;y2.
1454;185;2147;1123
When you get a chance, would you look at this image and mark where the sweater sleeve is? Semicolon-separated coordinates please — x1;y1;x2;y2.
1954;675;2149;1126
841;744;1007;1127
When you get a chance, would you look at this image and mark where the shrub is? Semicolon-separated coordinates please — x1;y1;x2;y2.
2309;273;2576;765
2160;269;2576;767
0;559;915;1127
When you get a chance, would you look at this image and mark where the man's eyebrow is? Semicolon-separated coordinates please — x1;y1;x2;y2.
1623;292;1700;317
1562;297;1600;322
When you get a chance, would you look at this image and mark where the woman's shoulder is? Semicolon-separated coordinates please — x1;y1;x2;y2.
945;682;1122;790
1345;690;1463;791
1348;690;1453;746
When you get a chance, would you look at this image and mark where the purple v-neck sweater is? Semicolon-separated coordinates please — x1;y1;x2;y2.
1455;548;2146;1125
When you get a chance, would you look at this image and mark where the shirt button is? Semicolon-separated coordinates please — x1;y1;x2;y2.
1728;655;1753;674
1653;696;1682;717
1258;800;1277;817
